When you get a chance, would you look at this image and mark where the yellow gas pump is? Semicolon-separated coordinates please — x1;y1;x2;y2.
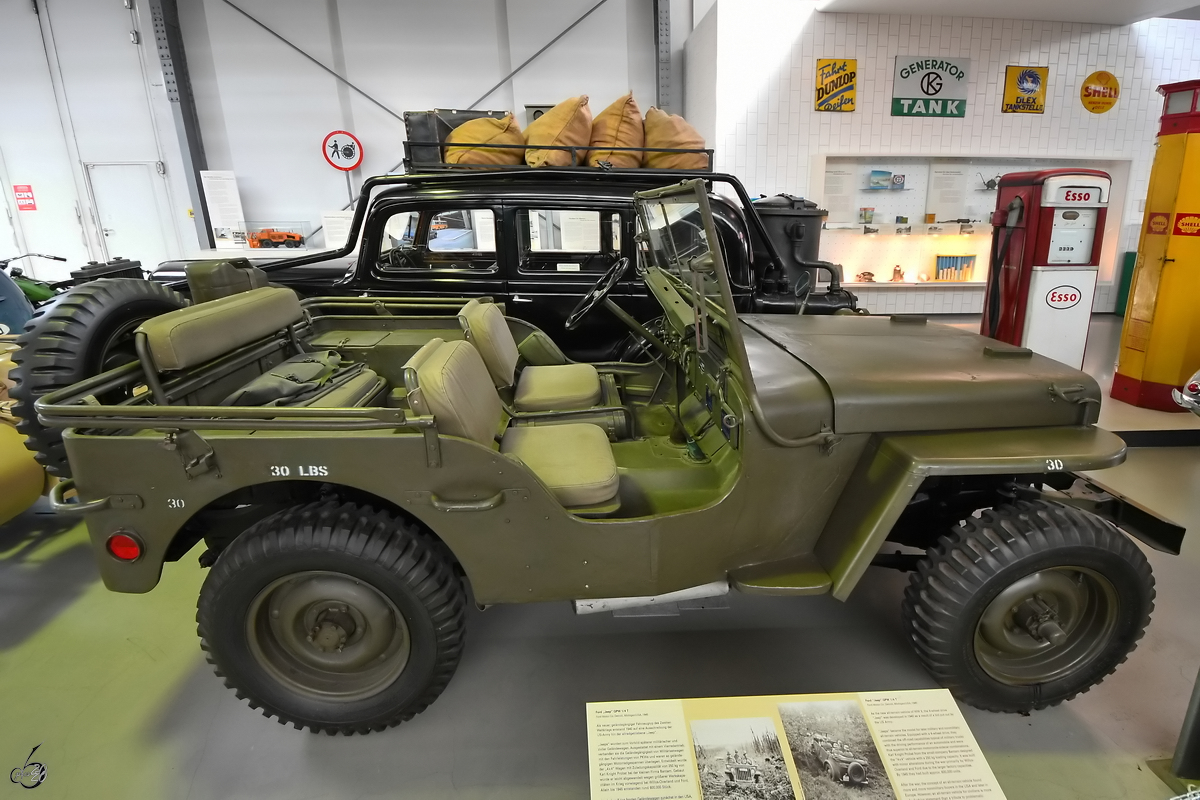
1113;79;1200;411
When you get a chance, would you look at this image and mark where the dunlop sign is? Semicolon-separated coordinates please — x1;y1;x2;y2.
816;59;856;112
892;57;970;117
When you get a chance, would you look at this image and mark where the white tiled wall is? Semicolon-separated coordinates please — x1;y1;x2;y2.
693;3;1200;312
849;284;985;315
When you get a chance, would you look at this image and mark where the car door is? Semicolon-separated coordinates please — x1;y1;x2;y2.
504;204;650;361
363;202;506;306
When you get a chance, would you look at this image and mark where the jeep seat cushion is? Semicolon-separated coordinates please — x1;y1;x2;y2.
587;93;644;169
642;107;708;170
459;299;519;388
445;114;525;166
413;340;503;447
500;423;619;507
513;363;602;412
221;350;386;408
138;286;302;371
302;370;386;408
525;96;592;168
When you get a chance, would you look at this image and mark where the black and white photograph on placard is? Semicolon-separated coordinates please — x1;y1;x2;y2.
778;700;896;800
690;717;796;800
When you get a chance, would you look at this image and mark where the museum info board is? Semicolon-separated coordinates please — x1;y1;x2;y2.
587;688;1006;800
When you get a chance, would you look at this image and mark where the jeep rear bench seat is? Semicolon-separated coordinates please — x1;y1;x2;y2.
135;287;386;408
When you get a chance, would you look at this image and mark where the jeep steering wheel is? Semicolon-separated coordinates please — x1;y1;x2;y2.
564;256;630;331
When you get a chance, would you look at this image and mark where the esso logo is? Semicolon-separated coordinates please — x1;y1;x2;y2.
1062;190;1093;203
1046;285;1081;309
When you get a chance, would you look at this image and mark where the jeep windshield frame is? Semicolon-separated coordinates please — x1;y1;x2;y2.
634;179;837;451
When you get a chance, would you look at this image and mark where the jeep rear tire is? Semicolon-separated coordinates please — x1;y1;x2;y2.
197;501;466;734
902;499;1154;713
9;278;188;478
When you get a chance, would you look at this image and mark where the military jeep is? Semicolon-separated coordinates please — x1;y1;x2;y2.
35;179;1177;735
723;752;765;793
808;736;868;786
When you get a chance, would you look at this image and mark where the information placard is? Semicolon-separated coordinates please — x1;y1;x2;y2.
587;689;1007;800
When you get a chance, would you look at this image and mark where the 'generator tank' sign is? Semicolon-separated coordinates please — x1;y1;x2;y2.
815;59;856;112
892;57;970;117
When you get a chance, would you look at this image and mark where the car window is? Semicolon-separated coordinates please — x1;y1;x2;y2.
518;209;621;273
429;210;496;252
383;211;418;248
377;207;497;273
528;210;603;252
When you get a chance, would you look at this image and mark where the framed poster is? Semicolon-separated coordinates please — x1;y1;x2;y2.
816;59;856;112
1002;66;1048;114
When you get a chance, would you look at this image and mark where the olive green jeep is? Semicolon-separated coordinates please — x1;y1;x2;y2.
34;180;1180;734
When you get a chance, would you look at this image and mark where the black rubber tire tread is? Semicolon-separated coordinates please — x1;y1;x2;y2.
902;499;1154;713
196;501;466;735
9;278;188;477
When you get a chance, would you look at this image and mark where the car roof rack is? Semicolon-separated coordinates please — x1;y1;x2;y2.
402;109;713;173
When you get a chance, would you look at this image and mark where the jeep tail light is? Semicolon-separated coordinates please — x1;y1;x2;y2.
1188;382;1200;394
107;532;142;562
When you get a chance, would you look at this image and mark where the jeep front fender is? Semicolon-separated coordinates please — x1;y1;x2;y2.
814;426;1126;600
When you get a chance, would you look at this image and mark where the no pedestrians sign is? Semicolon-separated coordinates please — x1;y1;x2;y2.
892;57;970;118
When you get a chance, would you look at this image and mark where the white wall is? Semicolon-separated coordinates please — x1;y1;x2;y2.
687;2;1200;310
180;0;661;250
685;3;718;144
0;0;200;280
0;0;95;276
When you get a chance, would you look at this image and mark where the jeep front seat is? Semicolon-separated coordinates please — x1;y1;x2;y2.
407;338;620;514
458;298;602;412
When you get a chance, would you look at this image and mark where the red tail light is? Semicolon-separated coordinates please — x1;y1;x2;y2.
1188;382;1200;394
106;532;142;562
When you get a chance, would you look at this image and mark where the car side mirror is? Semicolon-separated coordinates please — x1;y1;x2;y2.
793;271;812;298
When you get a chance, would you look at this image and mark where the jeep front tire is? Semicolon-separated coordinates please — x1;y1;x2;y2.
902;499;1154;713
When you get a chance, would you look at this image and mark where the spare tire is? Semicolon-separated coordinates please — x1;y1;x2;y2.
10;278;189;478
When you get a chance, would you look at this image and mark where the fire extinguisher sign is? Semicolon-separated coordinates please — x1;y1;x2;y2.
12;185;36;211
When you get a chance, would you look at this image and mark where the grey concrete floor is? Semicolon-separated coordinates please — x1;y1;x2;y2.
0;314;1195;799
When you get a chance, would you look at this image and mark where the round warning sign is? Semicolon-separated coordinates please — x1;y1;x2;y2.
1080;71;1119;114
322;130;364;171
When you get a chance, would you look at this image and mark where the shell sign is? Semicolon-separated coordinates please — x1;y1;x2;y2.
1080;71;1119;114
1173;213;1200;236
1147;213;1170;235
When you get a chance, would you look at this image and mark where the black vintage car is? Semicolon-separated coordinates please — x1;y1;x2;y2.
154;169;854;361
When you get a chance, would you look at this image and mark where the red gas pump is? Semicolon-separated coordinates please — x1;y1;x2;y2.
980;169;1110;369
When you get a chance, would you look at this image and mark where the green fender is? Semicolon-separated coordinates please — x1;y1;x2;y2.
813;425;1126;600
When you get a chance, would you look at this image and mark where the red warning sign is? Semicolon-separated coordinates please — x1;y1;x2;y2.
1146;212;1170;235
12;185;35;211
1173;213;1200;236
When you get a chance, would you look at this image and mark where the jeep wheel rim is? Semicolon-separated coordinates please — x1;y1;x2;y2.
247;570;411;702
974;567;1118;686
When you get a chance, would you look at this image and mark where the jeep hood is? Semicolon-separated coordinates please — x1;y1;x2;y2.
740;314;1101;434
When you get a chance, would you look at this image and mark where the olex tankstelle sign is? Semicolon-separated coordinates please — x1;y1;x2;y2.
892;56;970;117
